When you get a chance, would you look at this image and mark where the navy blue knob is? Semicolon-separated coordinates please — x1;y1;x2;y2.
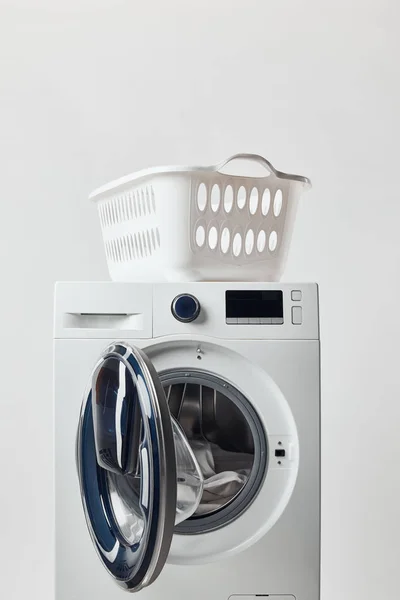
171;294;201;323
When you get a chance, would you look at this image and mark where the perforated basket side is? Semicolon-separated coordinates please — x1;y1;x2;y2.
97;183;161;268
190;174;293;266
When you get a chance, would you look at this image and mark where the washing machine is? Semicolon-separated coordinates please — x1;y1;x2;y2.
53;280;320;600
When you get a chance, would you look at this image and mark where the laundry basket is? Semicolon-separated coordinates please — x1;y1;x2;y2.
90;154;311;282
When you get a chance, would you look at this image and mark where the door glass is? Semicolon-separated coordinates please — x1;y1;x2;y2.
77;343;178;592
106;415;204;545
107;472;145;546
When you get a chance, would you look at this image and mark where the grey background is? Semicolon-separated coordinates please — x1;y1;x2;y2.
1;1;399;599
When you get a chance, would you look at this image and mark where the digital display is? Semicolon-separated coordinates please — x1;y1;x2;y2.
226;290;283;323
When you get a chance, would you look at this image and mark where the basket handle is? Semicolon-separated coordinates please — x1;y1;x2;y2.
215;153;277;176
215;153;311;186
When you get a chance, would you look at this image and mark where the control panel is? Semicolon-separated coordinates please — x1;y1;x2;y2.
226;289;304;325
55;282;319;341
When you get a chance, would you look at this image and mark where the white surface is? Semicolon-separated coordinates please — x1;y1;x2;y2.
91;153;309;282
54;281;319;598
1;2;400;600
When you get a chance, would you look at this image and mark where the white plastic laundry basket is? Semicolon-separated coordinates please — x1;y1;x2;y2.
90;154;311;282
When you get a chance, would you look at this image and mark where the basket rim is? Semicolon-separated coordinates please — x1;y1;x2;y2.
89;160;311;202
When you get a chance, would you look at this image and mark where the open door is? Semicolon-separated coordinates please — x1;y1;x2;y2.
76;342;177;592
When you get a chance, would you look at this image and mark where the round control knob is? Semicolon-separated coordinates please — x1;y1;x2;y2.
171;294;201;323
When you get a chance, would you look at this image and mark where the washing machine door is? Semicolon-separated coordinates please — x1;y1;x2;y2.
76;342;177;592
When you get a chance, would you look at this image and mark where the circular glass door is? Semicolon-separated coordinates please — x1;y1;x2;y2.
76;342;177;592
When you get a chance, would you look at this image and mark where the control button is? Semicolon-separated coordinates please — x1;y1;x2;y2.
171;294;201;323
291;306;302;325
237;317;249;324
249;317;260;324
291;290;302;301
226;317;238;324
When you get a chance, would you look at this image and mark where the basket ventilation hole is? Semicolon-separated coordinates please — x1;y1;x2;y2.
122;239;126;260
120;236;127;260
146;189;152;214
128;192;134;219
115;239;121;261
136;233;142;257
211;184;221;212
233;233;242;257
269;231;278;252
146;230;152;254
132;193;137;218
224;185;234;213
197;183;207;211
137;192;142;216
128;236;134;259
143;231;148;255
257;230;266;252
261;189;271;216
220;227;230;254
195;225;206;247
249;188;259;215
142;231;149;256
141;191;146;216
134;234;140;257
208;226;218;250
237;186;246;209
273;189;283;217
245;229;255;255
137;233;144;257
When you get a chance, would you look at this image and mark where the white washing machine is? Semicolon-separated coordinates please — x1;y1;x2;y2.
54;281;320;600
